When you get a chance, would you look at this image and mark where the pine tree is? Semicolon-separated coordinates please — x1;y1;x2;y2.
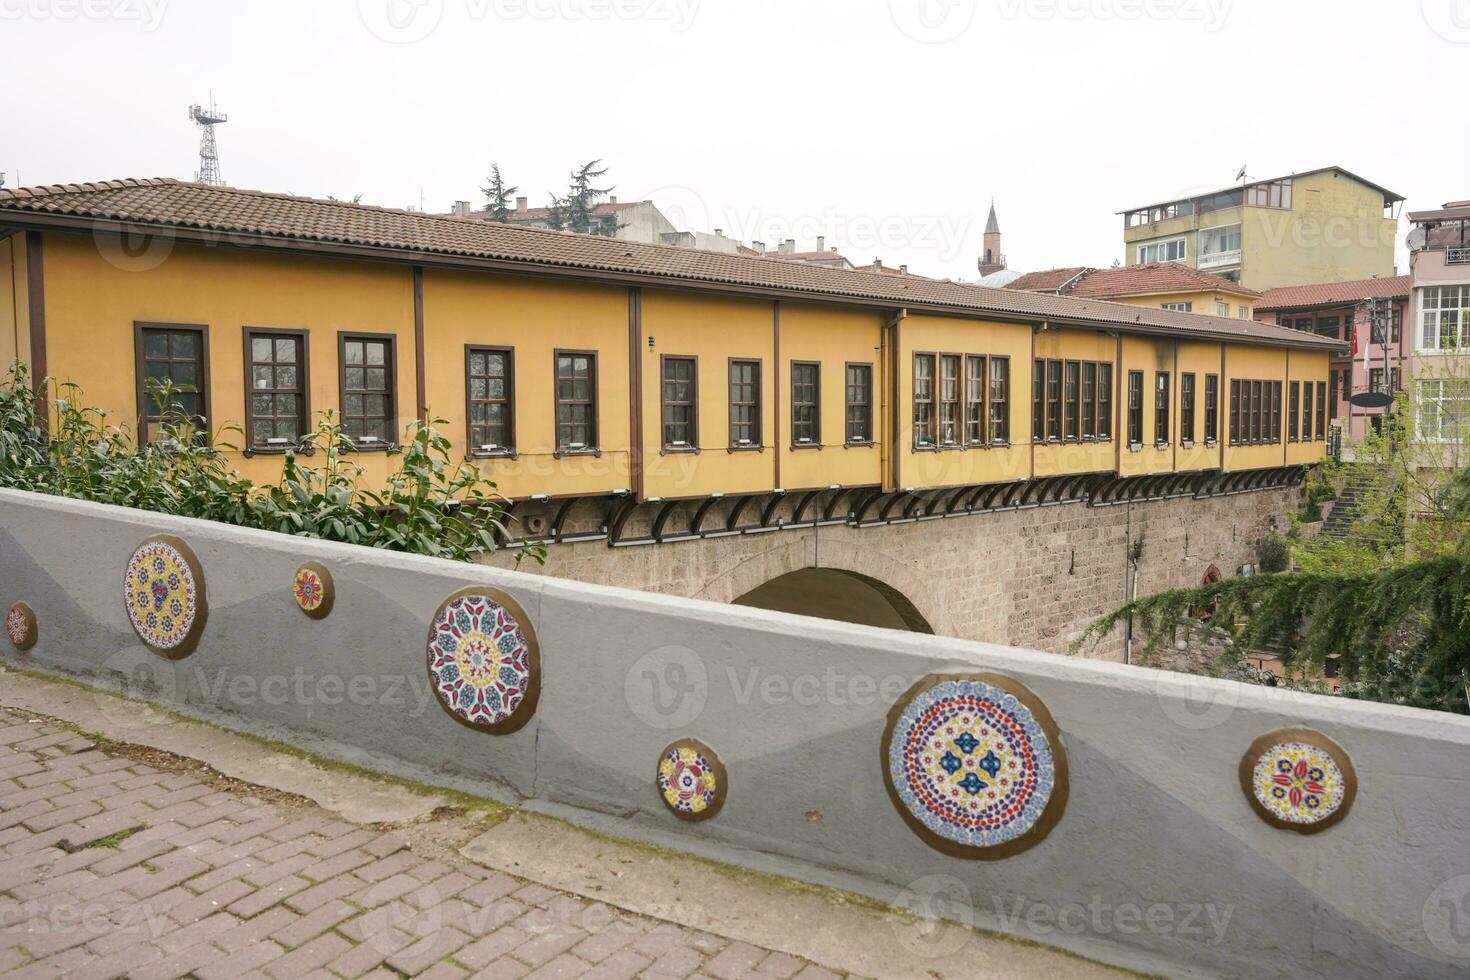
480;163;519;223
564;159;613;235
543;194;566;231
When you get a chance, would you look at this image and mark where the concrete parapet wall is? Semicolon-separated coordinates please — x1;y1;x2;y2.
2;488;1467;979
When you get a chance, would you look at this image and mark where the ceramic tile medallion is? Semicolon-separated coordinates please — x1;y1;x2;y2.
123;535;207;656
426;588;539;734
1240;728;1356;834
293;562;334;619
5;602;36;651
882;672;1068;859
656;738;727;822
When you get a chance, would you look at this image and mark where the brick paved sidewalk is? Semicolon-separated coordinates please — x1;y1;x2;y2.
0;708;845;979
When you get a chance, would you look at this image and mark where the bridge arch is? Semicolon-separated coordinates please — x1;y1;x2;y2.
731;567;934;633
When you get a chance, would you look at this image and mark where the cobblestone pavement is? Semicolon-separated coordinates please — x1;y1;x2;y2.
0;708;849;979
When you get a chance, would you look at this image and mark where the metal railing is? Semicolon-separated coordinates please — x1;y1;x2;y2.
1198;248;1242;269
1448;246;1470;265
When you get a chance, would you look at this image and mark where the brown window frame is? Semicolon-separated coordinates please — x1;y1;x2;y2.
913;352;937;449
1229;379;1241;445
465;344;515;458
965;354;987;447
1154;371;1170;447
243;327;309;455
1064;360;1081;442
1204;374;1218;445
554;349;600;455
1270;381;1283;444
1031;360;1045;443
1098;363;1112;440
1081;361;1097;440
790;360;821;449
1288;381;1300;442
1179;372;1195;446
844;362;873;445
1315;381;1327;440
659;354;698;452
728;357;762;450
1045;360;1063;442
989;356;1010;445
337;332;397;451
135;321;211;446
1127;370;1144;448
938;354;962;448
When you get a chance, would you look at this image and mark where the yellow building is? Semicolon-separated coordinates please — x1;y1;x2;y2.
1119;167;1403;292
0;179;1339;543
1008;263;1261;320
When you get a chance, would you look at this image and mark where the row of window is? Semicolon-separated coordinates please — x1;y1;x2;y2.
1230;379;1326;446
911;353;1012;449
1420;286;1470;351
1030;360;1113;444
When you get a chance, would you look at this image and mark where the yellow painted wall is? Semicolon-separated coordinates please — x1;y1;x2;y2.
421;269;631;499
639;289;776;499
39;233;415;485
1223;344;1289;472
1;236;19;371
1105;290;1254;320
1118;336;1177;477
776;303;884;492
1175;341;1224;472
1032;327;1118;478
1286;350;1330;467
895;314;1031;489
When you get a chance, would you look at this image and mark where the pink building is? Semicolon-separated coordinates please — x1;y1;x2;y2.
1254;276;1410;441
1405;202;1470;444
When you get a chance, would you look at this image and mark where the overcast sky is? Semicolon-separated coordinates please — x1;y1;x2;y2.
3;0;1466;281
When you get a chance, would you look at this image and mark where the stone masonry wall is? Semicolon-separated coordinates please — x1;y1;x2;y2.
482;486;1302;660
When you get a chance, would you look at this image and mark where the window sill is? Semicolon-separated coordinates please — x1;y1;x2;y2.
844;440;876;449
344;443;396;453
467;450;518;461
1180;440;1195;450
1128;442;1143;453
554;448;602;459
1154;441;1170;451
1204;438;1217;448
789;443;822;451
660;446;701;456
727;445;764;453
243;444;314;458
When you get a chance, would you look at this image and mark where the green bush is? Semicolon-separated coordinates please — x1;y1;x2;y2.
1258;532;1290;573
0;363;541;565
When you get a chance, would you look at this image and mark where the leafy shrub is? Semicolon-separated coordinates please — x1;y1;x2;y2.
1258;532;1290;573
0;363;541;565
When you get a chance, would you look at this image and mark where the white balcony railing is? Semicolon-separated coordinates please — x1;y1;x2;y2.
1198;249;1242;270
1448;246;1470;265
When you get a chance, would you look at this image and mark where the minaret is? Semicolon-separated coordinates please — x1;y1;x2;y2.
978;200;1006;277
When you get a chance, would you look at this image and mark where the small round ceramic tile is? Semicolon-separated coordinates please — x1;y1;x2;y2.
656;738;727;822
123;535;207;657
426;588;539;734
1240;728;1355;834
5;602;36;651
293;562;334;619
882;672;1068;859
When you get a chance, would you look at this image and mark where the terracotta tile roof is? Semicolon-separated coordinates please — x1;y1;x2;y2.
0;178;1341;352
1008;263;1259;299
1407;205;1470;223
1255;276;1411;311
1006;267;1089;293
764;251;851;263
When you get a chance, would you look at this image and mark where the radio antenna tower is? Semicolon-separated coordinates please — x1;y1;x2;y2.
187;100;228;186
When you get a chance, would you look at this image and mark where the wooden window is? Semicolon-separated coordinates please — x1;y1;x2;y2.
729;358;761;448
1288;382;1300;441
244;329;307;452
989;356;1010;444
845;363;873;444
913;353;936;448
1306;380;1317;441
965;355;987;446
1229;379;1241;445
339;334;395;448
136;322;209;444
1250;381;1262;443
555;350;598;452
1270;381;1282;444
1154;372;1170;446
1031;360;1045;443
661;355;696;450
1180;373;1195;445
1127;370;1144;446
466;346;513;456
791;361;820;447
1097;363;1113;440
1315;381;1327;440
1081;362;1097;439
1204;374;1218;444
1064;361;1081;442
938;354;961;447
1046;360;1062;442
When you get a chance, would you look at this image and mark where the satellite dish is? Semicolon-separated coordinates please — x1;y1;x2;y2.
1235;165;1251;183
1406;227;1427;251
1350;391;1394;409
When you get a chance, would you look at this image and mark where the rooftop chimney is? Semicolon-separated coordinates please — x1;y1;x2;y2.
714;229;723;236
781;238;796;254
753;240;765;253
452;200;471;217
609;196;618;204
874;259;883;271
900;264;908;274
816;236;825;252
515;196;528;211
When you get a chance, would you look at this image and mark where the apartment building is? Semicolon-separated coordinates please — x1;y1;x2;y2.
1119;167;1403;291
1406;201;1470;446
